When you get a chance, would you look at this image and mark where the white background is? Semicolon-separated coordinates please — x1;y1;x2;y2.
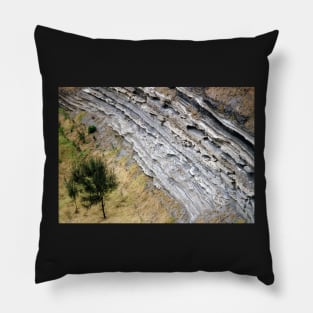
0;0;312;312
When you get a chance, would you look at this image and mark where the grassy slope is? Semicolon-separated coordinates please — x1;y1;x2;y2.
58;108;182;223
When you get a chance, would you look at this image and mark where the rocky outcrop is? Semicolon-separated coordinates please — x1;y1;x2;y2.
59;87;255;223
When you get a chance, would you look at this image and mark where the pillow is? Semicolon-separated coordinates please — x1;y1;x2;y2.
34;25;278;284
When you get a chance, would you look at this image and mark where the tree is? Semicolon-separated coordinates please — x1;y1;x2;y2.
64;177;79;214
70;158;118;218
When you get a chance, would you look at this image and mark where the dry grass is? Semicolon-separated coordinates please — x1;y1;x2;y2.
194;209;247;224
58;108;180;223
204;87;255;135
58;87;81;95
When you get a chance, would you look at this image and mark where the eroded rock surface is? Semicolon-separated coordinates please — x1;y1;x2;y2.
59;87;255;223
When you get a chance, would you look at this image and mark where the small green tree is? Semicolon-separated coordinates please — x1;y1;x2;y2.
64;177;79;214
71;158;118;218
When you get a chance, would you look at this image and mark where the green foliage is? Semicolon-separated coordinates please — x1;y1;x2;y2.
59;107;69;119
59;126;65;136
88;125;97;134
59;128;78;162
64;176;79;213
67;157;118;218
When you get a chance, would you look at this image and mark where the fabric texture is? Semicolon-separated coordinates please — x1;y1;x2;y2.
34;25;278;284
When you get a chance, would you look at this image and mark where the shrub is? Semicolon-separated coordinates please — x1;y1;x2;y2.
88;125;97;134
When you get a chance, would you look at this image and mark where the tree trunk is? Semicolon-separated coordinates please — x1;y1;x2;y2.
74;198;79;214
101;197;106;219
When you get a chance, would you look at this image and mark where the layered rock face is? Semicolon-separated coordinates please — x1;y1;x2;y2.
59;87;255;223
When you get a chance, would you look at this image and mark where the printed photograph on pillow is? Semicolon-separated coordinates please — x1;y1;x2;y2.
58;87;255;224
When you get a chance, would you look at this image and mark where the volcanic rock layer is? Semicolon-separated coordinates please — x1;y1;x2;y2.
59;87;255;223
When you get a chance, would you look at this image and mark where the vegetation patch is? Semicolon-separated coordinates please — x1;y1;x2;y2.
88;125;97;134
58;108;181;223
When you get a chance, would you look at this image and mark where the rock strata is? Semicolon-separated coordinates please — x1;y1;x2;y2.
59;87;255;223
